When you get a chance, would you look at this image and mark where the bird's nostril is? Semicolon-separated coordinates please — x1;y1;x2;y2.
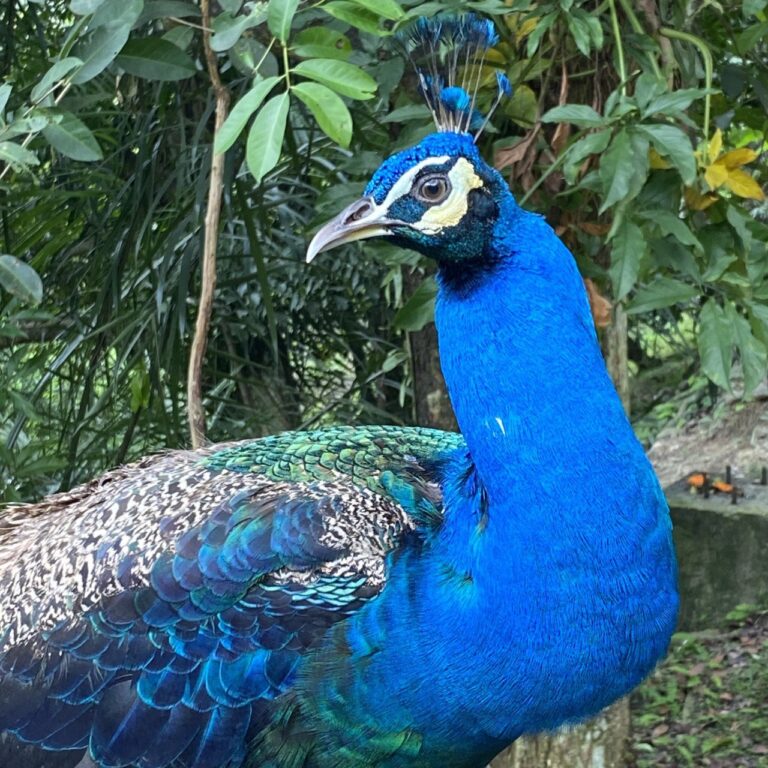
344;198;374;225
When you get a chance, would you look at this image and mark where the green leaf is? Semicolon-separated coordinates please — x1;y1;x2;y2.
625;129;650;202
293;59;376;100
698;298;733;389
43;112;103;161
70;0;107;13
736;21;768;52
30;58;84;102
584;14;603;50
649;238;701;282
382;104;432;123
91;0;144;30
71;24;132;84
292;28;352;60
562;129;610;183
748;302;768;346
0;83;11;116
600;129;636;212
743;0;767;14
642;88;708;118
541;104;605;127
0;141;40;170
609;218;644;300
503;83;537;128
636;124;696;185
163;25;194;49
726;302;768;395
0;254;44;305
215;76;280;154
322;1;385;35
129;364;151;412
10;391;38;420
267;0;300;43
394;277;437;331
136;0;200;24
246;92;289;184
211;6;267;52
116;37;197;80
526;12;556;57
719;63;748;100
292;82;352;148
566;12;592;56
701;228;737;281
626;277;699;314
2;114;50;138
346;0;403;20
640;210;703;251
230;39;278;76
634;73;665;111
726;202;754;253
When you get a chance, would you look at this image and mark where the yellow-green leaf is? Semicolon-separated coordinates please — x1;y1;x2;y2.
322;1;384;35
246;92;289;184
722;168;765;200
707;128;723;161
698;298;733;390
704;163;729;190
292;82;352;148
267;0;299;43
609;218;644;300
293;59;376;100
718;147;759;170
215;76;280;154
346;0;403;20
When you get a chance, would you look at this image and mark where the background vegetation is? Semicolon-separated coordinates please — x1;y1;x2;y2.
1;0;766;503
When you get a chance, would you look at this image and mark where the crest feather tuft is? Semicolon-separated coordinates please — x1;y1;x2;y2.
396;14;512;140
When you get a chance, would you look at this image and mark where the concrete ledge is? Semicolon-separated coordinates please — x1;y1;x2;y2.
666;477;768;630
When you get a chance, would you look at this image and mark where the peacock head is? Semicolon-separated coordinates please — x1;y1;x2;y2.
306;15;516;269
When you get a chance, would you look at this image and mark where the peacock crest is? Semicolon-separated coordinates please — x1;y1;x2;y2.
396;14;512;139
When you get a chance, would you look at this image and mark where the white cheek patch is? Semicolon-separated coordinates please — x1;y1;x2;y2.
414;158;484;235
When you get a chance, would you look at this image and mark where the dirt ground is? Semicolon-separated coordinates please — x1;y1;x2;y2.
647;400;768;488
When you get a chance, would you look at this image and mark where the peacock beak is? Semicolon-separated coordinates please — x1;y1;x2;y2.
306;197;398;263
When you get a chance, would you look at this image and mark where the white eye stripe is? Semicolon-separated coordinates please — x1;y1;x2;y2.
381;155;452;209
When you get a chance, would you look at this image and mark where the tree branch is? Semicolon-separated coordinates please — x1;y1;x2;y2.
187;0;230;448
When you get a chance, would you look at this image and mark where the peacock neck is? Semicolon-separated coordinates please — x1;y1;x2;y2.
435;207;642;518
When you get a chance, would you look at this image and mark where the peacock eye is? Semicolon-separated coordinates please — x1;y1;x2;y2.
414;175;451;204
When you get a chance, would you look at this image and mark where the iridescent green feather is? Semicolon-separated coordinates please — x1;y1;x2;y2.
204;426;464;498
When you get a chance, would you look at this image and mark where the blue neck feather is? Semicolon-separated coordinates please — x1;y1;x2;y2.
435;197;635;508
303;187;678;766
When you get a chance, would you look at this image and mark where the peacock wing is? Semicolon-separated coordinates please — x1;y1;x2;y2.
0;426;463;768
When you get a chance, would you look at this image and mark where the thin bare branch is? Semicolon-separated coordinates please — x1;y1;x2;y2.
187;0;230;448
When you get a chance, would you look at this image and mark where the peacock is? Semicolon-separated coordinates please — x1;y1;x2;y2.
0;15;678;768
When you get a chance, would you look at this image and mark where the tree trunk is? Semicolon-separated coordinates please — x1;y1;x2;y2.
404;268;457;431
489;700;630;768
605;303;630;414
409;317;458;430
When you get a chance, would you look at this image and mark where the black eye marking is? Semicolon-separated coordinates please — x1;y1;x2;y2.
413;174;452;205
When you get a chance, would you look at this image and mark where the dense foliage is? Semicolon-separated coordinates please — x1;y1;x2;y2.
0;0;765;501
